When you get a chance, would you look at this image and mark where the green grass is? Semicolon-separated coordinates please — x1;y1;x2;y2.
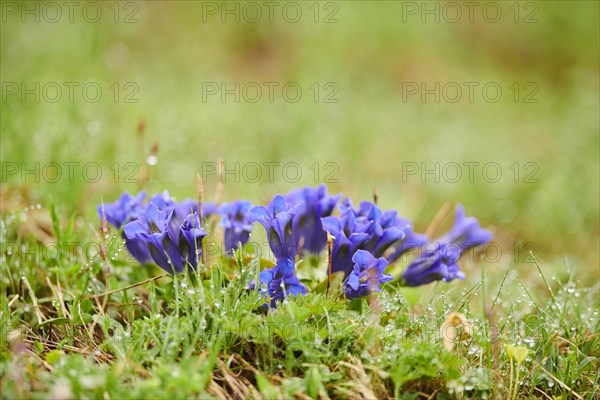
1;207;598;398
1;1;599;398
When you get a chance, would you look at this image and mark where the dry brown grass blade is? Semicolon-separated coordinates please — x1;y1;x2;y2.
336;356;381;399
207;378;233;400
539;365;583;400
425;201;452;238
85;274;167;299
216;358;262;400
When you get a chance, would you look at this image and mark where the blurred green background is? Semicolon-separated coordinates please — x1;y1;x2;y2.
1;1;598;281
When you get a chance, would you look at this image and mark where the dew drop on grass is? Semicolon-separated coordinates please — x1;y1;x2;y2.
87;120;101;136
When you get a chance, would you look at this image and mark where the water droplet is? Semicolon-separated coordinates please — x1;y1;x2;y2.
87;120;101;136
146;155;158;166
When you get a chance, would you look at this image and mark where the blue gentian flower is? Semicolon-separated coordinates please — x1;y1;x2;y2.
321;212;370;276
401;243;462;286
380;210;428;262
147;190;173;210
285;185;340;254
343;250;393;299
218;200;253;253
248;195;301;260
148;191;217;220
97;191;146;229
122;203;173;271
255;257;307;306
321;199;427;276
99;191;217;266
401;205;492;286
434;205;493;251
122;203;207;273
98;191;151;263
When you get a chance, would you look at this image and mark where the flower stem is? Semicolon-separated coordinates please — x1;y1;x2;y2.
512;362;521;400
508;358;514;400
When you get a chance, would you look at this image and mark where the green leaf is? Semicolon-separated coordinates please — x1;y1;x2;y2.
305;367;322;399
504;344;515;361
34;341;44;354
49;202;61;244
313;271;345;294
45;350;65;365
256;373;278;399
514;346;528;364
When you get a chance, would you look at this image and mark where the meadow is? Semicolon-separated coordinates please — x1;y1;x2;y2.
1;1;599;398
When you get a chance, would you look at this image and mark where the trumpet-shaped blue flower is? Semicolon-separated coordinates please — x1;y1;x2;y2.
401;243;462;286
343;250;393;299
434;204;493;251
248;195;300;260
218;200;253;253
321;213;370;276
321;199;427;276
285;185;340;254
98;191;216;267
148;191;217;220
98;191;151;263
255;257;307;306
122;203;207;273
401;205;492;286
97;191;146;229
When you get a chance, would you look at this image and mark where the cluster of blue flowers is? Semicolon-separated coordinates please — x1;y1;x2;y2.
99;185;492;306
98;191;216;273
